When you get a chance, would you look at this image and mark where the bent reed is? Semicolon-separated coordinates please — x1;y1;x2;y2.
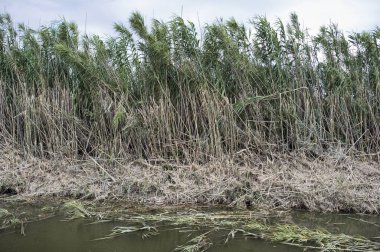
1;12;379;160
0;13;379;211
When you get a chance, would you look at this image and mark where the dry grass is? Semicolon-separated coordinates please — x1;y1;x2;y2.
1;143;379;213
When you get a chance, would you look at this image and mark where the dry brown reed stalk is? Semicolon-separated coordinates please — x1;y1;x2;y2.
1;144;379;213
0;12;379;162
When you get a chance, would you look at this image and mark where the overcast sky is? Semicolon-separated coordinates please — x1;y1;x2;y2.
1;0;379;37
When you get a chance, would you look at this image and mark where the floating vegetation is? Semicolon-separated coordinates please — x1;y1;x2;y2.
225;228;262;243
174;231;213;252
62;201;92;220
1;199;380;251
263;224;380;251
0;208;11;219
0;201;59;233
0;208;20;229
94;225;158;240
90;208;380;252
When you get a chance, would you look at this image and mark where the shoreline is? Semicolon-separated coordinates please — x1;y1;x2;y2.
1;144;379;213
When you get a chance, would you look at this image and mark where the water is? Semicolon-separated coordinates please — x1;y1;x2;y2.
0;202;379;252
0;217;297;252
291;211;380;238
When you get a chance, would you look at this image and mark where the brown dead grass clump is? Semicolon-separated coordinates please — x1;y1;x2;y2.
0;143;379;213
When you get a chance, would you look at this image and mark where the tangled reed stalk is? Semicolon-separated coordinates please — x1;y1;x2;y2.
0;12;379;162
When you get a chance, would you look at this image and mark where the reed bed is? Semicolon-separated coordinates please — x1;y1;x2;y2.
0;12;379;161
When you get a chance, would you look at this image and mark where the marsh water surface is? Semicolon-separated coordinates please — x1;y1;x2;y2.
0;201;379;252
0;216;301;252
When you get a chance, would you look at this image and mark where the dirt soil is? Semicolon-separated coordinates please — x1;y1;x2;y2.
1;143;379;213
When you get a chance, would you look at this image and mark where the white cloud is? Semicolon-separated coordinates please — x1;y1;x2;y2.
1;0;379;36
268;0;380;34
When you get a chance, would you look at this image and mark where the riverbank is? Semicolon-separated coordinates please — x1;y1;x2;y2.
1;143;379;213
1;13;380;214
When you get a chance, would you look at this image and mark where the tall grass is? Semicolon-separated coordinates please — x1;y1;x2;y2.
0;12;379;161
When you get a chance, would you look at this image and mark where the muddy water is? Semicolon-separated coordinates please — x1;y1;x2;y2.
0;206;379;252
292;211;380;238
0;217;296;252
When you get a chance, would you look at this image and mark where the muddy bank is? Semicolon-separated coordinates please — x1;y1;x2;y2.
1;144;379;213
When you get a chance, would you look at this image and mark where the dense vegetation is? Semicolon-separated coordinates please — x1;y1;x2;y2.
0;12;379;161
